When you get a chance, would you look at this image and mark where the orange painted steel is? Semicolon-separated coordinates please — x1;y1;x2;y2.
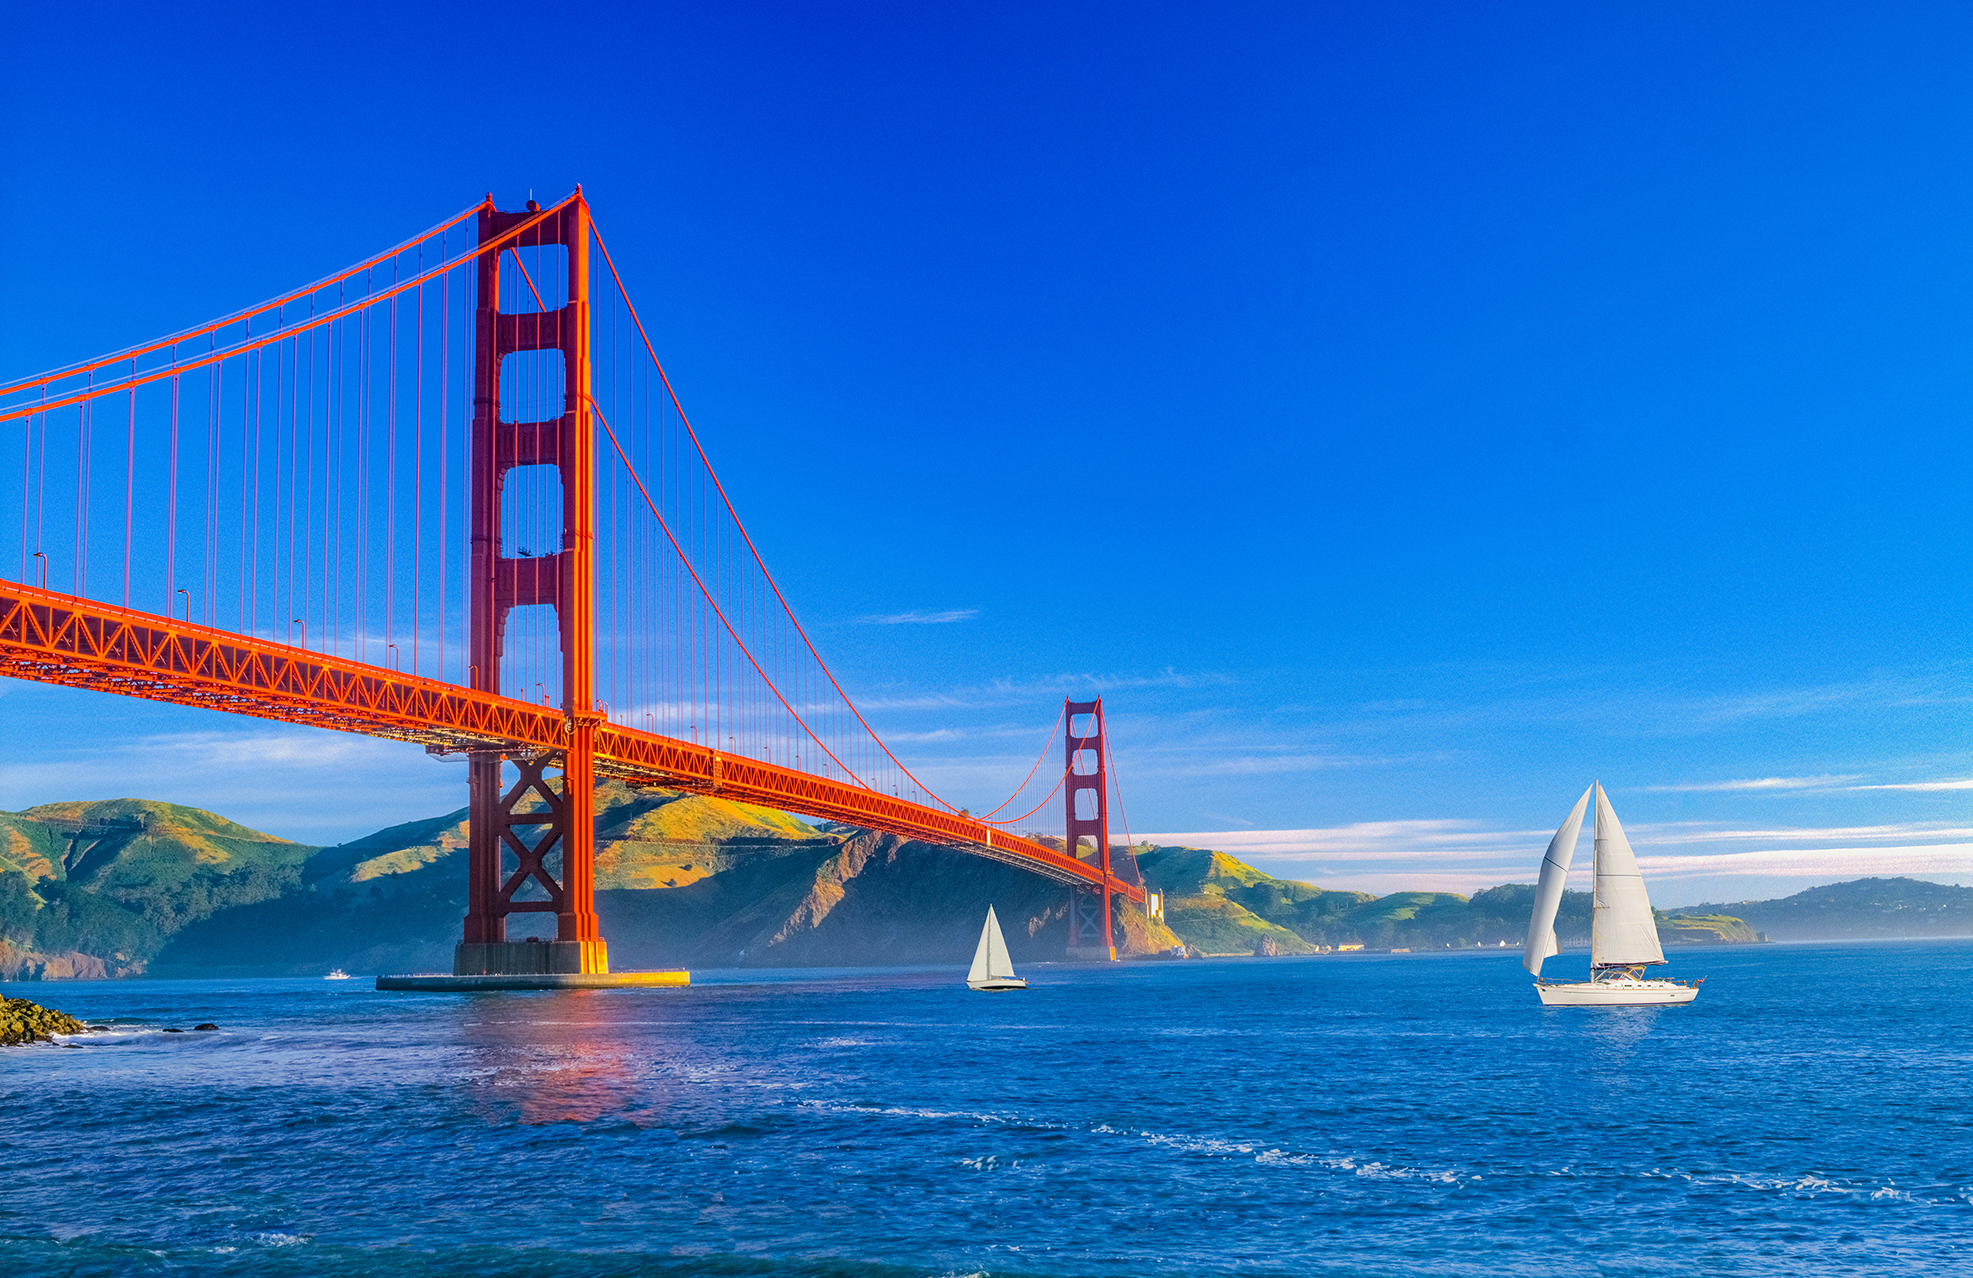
1065;698;1116;957
464;194;603;959
0;196;576;427
0;199;493;401
0;581;1142;902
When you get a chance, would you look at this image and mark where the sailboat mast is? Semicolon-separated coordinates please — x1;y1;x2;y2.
1589;783;1667;969
1591;780;1603;977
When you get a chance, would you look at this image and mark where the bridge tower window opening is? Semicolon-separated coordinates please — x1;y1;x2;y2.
498;349;566;427
499;462;564;558
500;244;568;314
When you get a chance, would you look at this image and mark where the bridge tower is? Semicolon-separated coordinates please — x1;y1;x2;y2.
1064;697;1116;960
455;192;609;977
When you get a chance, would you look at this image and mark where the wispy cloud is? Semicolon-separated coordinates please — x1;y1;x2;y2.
1631;821;1973;845
1138;821;1544;862
1854;778;1973;792
1187;753;1368;777
1298;661;1973;745
0;729;462;845
1142;819;1973;861
855;668;1235;712
858;609;979;625
1134;819;1973;900
1645;775;1861;793
1639;769;1973;796
1638;845;1973;884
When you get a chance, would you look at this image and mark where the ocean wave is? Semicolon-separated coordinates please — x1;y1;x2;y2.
801;1100;1468;1184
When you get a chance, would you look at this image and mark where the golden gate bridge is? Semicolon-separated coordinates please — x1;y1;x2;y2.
0;189;1141;983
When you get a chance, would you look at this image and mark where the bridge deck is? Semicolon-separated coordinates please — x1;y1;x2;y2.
0;582;1141;903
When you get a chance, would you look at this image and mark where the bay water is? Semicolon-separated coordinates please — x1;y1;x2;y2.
4;941;1970;1276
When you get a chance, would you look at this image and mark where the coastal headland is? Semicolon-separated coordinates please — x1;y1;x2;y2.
2;787;1961;979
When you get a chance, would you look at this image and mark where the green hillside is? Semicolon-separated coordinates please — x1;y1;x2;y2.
0;799;315;979
0;790;1800;980
1135;844;1752;953
144;780;1186;976
149;781;841;977
1136;846;1367;953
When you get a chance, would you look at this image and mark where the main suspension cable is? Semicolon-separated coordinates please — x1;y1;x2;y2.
590;220;960;813
587;396;866;787
975;702;1066;819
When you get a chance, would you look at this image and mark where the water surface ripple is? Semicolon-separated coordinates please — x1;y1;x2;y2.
3;942;1969;1275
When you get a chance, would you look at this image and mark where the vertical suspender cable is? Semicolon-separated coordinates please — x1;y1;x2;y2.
413;248;423;675
166;373;179;611
122;382;135;607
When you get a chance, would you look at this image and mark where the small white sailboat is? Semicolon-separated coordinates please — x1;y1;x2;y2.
967;906;1027;991
1523;783;1702;1006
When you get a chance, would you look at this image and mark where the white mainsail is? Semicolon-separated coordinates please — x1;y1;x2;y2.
1591;784;1665;967
1523;785;1592;974
968;906;1018;984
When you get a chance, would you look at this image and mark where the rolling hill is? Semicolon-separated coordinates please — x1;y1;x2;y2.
10;789;1908;981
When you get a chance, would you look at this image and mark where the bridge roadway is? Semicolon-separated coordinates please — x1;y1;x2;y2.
0;581;1142;903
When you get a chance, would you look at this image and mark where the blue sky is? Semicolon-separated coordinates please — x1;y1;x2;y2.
4;2;1972;904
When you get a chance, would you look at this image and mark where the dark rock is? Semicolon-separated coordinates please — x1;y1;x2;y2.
162;1027;184;1033
193;1023;218;1031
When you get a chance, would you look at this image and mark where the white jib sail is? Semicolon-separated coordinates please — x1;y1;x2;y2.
1591;784;1666;967
1523;785;1592;974
970;906;1018;983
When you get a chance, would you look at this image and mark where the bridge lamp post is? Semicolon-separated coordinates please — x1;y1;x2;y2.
387;643;399;671
291;618;306;650
32;551;46;590
176;588;190;622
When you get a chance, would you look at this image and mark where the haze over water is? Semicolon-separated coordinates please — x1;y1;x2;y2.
5;945;1969;1276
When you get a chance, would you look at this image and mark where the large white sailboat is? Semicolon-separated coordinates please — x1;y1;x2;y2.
1523;783;1702;1006
967;906;1027;991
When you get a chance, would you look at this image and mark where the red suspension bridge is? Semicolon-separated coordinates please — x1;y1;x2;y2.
0;190;1141;979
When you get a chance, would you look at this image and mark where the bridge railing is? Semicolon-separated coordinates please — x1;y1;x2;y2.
0;578;1141;902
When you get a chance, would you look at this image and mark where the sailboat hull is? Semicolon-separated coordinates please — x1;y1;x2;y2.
967;978;1028;991
1534;979;1698;1006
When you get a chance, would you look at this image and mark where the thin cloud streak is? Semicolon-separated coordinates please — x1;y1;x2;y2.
1638;845;1973;883
1645;775;1862;793
1855;778;1973;792
1138;821;1973;887
0;728;463;845
854;667;1234;712
1139;821;1546;861
857;609;979;625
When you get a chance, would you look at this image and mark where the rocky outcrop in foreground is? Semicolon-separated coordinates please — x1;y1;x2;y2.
2;996;84;1045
